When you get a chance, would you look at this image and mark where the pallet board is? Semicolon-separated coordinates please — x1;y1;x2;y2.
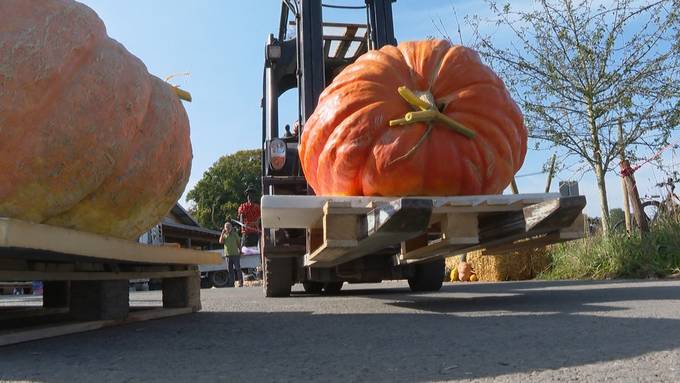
261;194;586;268
261;193;561;229
0;218;217;345
0;307;193;347
0;218;222;265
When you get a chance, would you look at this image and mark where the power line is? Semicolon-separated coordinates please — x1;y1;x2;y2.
515;170;545;178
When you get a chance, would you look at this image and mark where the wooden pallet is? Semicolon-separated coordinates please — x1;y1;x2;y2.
0;218;222;346
261;194;586;268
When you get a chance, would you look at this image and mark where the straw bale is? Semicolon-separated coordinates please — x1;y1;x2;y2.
445;247;549;281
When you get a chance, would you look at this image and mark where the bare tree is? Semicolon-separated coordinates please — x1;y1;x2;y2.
462;0;679;235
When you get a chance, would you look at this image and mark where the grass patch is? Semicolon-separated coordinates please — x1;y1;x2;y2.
539;216;680;280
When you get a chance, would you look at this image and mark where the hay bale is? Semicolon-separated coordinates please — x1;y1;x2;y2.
446;248;549;282
445;255;462;275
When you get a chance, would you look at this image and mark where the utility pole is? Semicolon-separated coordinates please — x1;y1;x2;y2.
618;120;632;232
544;154;557;193
510;178;519;194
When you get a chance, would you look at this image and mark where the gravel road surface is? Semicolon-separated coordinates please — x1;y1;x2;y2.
2;279;680;382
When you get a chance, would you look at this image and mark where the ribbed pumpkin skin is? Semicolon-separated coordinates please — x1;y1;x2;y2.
0;0;192;239
299;40;527;196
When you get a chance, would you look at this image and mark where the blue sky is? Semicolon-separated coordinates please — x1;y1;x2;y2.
80;0;679;217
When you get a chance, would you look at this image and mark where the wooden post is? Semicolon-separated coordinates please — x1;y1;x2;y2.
43;281;69;308
163;271;201;312
619;120;632;232
69;280;129;321
544;154;557;193
620;160;648;233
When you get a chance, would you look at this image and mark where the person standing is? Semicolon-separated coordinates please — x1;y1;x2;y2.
219;222;243;287
237;185;261;248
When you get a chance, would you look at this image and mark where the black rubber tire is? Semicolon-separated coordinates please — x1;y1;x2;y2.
641;200;661;226
303;281;324;294
263;257;293;297
322;282;344;295
209;271;230;288
408;259;445;292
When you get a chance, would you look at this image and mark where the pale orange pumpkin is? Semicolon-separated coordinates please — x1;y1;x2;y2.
0;0;192;239
299;39;526;196
457;261;474;282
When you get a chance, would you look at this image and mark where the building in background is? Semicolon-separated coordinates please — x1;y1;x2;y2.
139;204;221;250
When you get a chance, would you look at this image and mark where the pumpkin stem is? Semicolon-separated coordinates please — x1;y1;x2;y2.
390;85;475;139
173;86;192;102
397;86;432;111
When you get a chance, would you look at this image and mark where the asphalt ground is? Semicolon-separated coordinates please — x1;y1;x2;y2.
2;279;680;382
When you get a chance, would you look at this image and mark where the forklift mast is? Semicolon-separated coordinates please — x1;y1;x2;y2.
262;0;396;196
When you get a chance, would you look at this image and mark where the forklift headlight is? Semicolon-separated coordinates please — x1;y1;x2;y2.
269;138;286;170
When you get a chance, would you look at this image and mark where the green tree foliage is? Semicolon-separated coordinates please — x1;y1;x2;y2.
609;208;625;228
186;150;261;230
465;0;679;235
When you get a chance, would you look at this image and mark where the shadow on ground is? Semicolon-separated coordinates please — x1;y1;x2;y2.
1;280;680;382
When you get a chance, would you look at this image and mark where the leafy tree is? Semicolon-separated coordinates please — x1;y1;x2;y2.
186;149;261;230
464;0;679;235
609;208;625;228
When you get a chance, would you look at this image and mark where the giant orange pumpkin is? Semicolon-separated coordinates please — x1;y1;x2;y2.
0;0;192;239
299;39;527;196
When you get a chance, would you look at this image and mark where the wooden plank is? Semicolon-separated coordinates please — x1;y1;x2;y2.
0;307;192;347
306;198;432;267
400;213;480;261
323;201;360;246
0;281;31;287
558;213;586;240
523;196;586;232
401;234;428;255
0;307;69;321
261;193;560;229
441;213;479;244
473;215;584;255
0;218;222;265
0;269;196;282
482;233;562;254
334;25;358;59
402;198;586;263
399;239;465;261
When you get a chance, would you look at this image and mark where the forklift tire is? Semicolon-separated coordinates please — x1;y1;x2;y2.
263;257;293;297
408;259;445;292
322;282;344;295
209;271;230;288
303;282;324;294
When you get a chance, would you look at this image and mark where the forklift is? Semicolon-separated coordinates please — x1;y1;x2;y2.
260;0;586;297
260;0;443;297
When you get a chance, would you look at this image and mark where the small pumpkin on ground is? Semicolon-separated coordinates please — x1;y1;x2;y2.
0;0;192;239
458;261;474;282
299;39;526;196
450;269;460;282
